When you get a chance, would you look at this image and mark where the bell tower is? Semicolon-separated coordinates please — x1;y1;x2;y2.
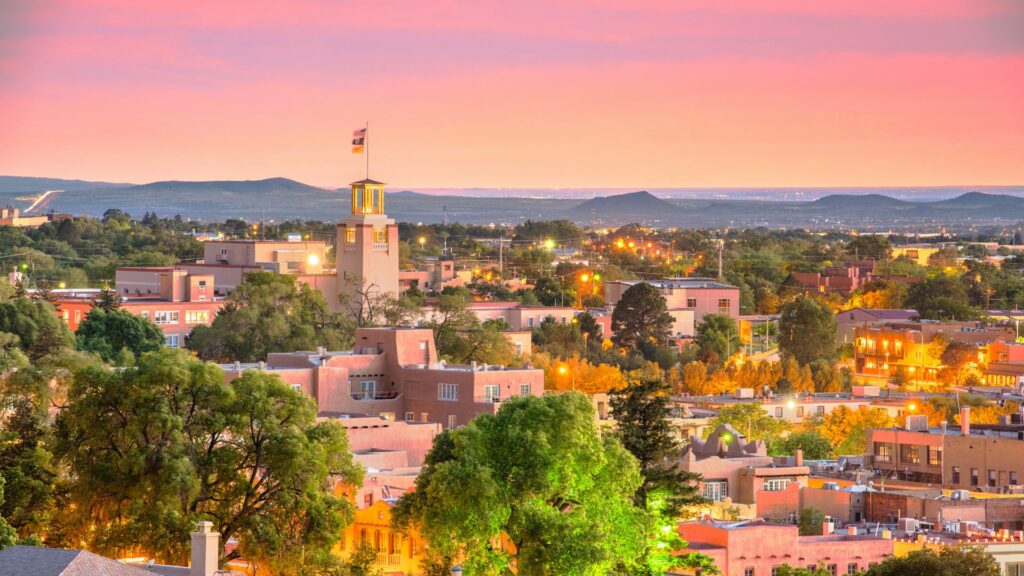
336;179;399;296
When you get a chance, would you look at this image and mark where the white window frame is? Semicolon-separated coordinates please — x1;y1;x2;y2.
438;383;458;401
704;480;727;502
763;478;790;492
165;334;180;348
154;310;179;325
519;383;531;396
447;415;457;429
484;384;500;403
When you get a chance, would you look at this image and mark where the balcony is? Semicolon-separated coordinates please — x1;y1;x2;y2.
350;390;399;401
374;552;401;566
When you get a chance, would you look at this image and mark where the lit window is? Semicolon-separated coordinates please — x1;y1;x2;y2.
928;447;942;466
717;298;731;314
373;227;387;244
185;310;210;324
345;227;356;243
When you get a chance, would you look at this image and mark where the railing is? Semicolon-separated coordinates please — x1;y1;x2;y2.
350;390;400;401
374;552;401;566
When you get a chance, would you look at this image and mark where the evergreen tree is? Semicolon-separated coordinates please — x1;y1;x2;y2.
31;280;56;304
612;283;674;349
92;285;122;312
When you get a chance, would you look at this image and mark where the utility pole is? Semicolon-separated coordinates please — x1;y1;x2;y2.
499;234;504;275
716;239;725;281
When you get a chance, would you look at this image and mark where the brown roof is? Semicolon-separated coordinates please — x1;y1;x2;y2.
0;545;160;576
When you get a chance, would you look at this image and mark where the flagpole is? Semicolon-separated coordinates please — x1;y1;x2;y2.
365;121;369;180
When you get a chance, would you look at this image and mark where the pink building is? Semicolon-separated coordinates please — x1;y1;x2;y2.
681;425;809;518
677;518;893;576
399;256;470;293
604;278;739;337
419;300;575;331
222;327;544;429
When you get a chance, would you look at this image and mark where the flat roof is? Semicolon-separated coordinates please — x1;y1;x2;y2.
611;277;738;290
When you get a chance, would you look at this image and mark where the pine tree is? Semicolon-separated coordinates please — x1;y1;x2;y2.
93;285;122;312
31;280;56;304
609;378;705;517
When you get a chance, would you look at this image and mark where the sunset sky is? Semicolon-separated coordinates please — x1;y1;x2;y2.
1;0;1022;189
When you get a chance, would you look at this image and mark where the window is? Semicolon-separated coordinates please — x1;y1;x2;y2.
745;569;755;576
165;334;180;348
797;406;805;417
359;380;376;399
74;310;81;323
345;226;356;243
484;384;500;403
952;466;961;484
763;478;790;492
928;446;942;466
900;444;920;464
687;298;697;308
971;468;979;486
405;412;414;422
185;310;210;324
438;383;458;401
847;563;859;574
703;480;727;501
989;469;997;487
874;443;893;463
816;406;825;415
528;317;535;328
154;311;179;325
775;407;784;418
140;311;150;319
1007;562;1024;576
373;227;387;244
290;384;301;393
1011;471;1018;485
520;383;532;396
515;342;524;355
717;298;731;314
220;249;227;254
826;564;837;576
447;415;457;429
61;310;69;321
198;280;206;288
364;493;373;507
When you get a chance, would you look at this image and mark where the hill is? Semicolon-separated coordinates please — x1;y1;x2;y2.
0;175;131;193
571;191;680;222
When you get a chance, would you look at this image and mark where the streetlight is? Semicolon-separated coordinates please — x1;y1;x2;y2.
418;236;426;248
557;363;575;391
306;253;320;267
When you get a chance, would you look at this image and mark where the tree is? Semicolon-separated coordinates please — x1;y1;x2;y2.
52;349;362;572
610;379;704;516
31;279;57;304
694;314;741;365
771;565;831;576
778;296;836;365
772;430;833;460
0;476;18;550
864;545;999;576
612;283;674;349
814;405;893;455
392;393;648;576
0;298;74;360
846;236;891;260
187;271;353;362
709;403;790;446
92;285;122;312
798;506;825;536
75;308;164;363
904;276;980;321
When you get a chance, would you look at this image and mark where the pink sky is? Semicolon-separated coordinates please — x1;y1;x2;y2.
1;0;1022;188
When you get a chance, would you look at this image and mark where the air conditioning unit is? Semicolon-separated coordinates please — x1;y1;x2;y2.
951;490;971;501
822;482;840;491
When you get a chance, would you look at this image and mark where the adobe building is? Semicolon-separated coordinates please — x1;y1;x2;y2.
834;307;919;346
676;518;893;576
53;269;224;348
867;407;1024;491
604;277;740;338
790;260;876;296
680;424;810;520
418;300;576;331
222;327;544;429
399;256;470;293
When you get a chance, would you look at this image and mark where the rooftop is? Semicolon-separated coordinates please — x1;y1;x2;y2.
613;276;737;290
0;545;159;576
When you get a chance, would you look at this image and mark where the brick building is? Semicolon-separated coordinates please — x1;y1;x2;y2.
604;277;740;338
222;327;544;429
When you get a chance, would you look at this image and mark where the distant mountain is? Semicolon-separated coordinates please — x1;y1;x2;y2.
125;177;327;195
0;175;131;193
810;193;912;209
929;191;1024;210
571;191;680;221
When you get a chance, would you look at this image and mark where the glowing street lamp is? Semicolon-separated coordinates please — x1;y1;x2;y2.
306;254;320;266
544;238;556;250
418;236;426;247
579;273;590;283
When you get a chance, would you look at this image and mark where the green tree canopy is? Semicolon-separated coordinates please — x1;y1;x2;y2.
904;276;980;321
612;283;674;349
709;403;791;447
51;349;362;573
694;314;741;365
75;308;164;362
0;298;74;361
864;545;999;576
778;296;836;365
392;393;648;576
771;430;834;460
187;271;353;362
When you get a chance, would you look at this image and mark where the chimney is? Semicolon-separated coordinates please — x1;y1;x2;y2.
961;407;971;436
822;516;834;535
794;449;804;467
847;526;858;536
190;521;219;576
233;361;241;372
258;360;265;371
